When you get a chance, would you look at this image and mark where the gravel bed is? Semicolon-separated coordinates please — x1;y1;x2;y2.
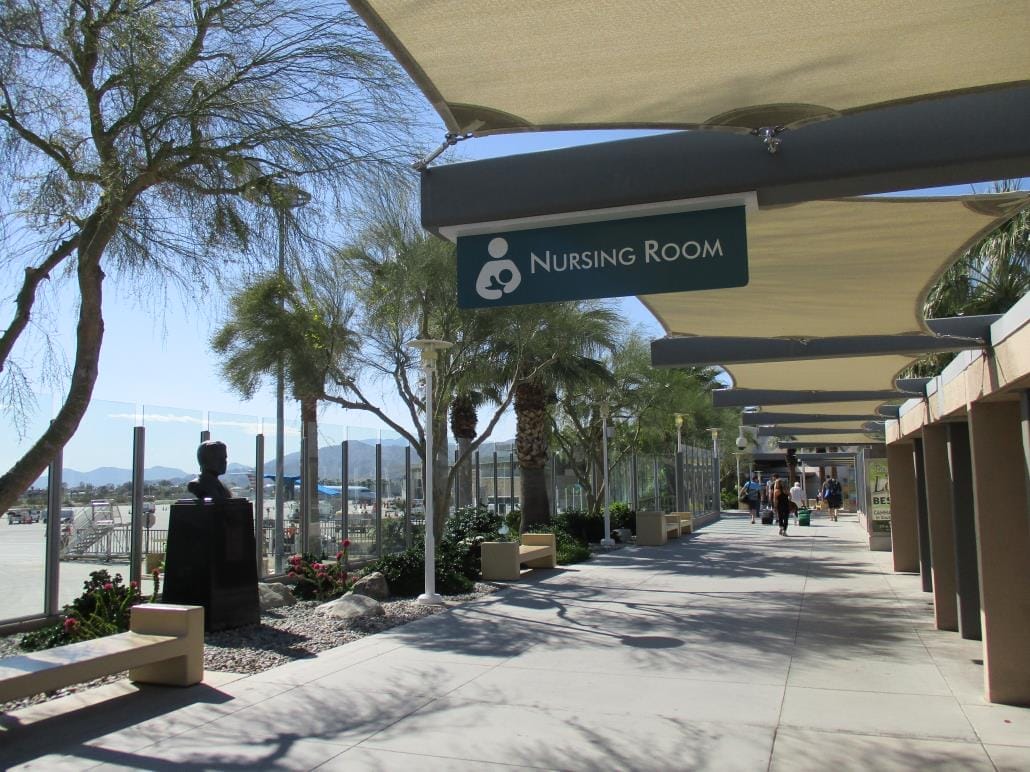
0;582;500;715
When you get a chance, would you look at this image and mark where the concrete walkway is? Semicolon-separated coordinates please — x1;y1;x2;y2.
3;513;1028;770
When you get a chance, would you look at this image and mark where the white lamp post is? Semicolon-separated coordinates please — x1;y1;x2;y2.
408;339;453;605
707;427;720;513
600;404;614;547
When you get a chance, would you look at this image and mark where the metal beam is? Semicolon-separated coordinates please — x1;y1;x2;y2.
743;412;881;425
421;85;1030;233
926;315;1002;339
896;377;931;393
651;332;981;368
712;388;917;408
758;426;885;437
776;445;878;453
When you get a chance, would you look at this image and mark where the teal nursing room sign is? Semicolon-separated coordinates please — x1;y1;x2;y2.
456;205;748;308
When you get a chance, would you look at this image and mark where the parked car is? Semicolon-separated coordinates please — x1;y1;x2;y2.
6;509;38;524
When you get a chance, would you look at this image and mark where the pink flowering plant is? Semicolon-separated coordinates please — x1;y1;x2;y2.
20;569;154;651
288;540;353;601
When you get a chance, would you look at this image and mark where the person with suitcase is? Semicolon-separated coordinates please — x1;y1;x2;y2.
773;478;792;535
740;474;762;524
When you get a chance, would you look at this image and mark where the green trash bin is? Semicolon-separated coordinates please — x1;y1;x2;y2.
798;508;811;526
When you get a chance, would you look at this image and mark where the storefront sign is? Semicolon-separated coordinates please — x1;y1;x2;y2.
456;206;748;308
867;458;891;534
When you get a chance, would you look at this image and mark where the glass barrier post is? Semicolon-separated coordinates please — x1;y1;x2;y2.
474;450;481;508
130;425;145;586
255;433;265;575
404;445;411;548
341;440;349;544
44;445;63;616
375;440;383;558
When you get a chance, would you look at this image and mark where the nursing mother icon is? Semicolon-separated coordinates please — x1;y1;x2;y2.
475;237;522;301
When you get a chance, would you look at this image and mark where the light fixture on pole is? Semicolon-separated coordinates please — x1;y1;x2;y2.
707;427;721;513
674;413;684;452
408;339;453;605
264;180;310;574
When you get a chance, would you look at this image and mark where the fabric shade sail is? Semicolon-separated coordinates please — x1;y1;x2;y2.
723;356;918;393
350;0;1029;134
642;195;1028;339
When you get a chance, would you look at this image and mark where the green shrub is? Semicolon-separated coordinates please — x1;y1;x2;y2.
553;509;605;543
444;505;503;544
20;570;150;651
608;502;636;533
535;523;592;565
288;543;354;601
363;537;475;597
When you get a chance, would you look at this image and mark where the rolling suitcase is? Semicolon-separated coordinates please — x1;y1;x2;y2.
760;508;774;525
798;508;811;526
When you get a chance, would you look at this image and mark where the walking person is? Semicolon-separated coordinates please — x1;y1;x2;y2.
773;478;792;535
740;473;762;524
789;479;806;522
821;477;841;521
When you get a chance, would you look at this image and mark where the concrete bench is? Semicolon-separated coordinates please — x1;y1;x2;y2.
481;534;557;581
636;511;668;546
0;603;204;705
670;512;693;535
663;513;682;538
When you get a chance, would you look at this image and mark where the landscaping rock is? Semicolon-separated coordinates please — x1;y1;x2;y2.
316;593;385;621
258;582;297;610
352;571;390;601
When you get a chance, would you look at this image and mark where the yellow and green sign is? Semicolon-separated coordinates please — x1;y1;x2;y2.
867;458;891;534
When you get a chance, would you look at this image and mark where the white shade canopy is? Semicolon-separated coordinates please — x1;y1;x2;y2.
351;0;1029;134
642;195;1027;339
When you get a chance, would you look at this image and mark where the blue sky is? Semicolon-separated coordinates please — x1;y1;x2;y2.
0;121;1013;474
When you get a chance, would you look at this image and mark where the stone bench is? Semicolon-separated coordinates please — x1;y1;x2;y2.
0;603;204;705
663;513;682;538
481;534;557;581
670;512;693;535
636;511;669;546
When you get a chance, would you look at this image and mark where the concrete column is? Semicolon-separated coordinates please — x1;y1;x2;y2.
887;441;919;572
968;400;1030;705
922;424;958;631
912;438;933;593
947;422;981;641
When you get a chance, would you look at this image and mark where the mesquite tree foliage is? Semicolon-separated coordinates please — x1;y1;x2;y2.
0;0;419;512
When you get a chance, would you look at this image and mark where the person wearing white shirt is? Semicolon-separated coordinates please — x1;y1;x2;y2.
789;481;806;521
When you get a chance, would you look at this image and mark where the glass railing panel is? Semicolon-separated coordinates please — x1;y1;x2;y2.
137;404;204;587
60;399;138;608
0;392;53;622
344;427;379;560
380;428;408;554
316;422;345;559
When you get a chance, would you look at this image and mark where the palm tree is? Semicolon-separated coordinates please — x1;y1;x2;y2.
212;274;357;554
511;303;621;531
909;181;1028;376
450;391;488;508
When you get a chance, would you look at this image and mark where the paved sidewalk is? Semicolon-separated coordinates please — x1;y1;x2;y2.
3;513;1029;770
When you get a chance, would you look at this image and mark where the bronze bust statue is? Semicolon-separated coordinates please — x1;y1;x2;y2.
187;440;233;501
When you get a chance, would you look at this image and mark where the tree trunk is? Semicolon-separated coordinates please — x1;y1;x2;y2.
301;396;320;555
0;219;112;515
449;394;477;509
515;381;551;531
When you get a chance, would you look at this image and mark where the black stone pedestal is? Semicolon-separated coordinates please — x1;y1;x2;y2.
163;498;260;631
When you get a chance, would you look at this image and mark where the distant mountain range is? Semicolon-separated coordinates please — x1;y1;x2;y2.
35;439;515;487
